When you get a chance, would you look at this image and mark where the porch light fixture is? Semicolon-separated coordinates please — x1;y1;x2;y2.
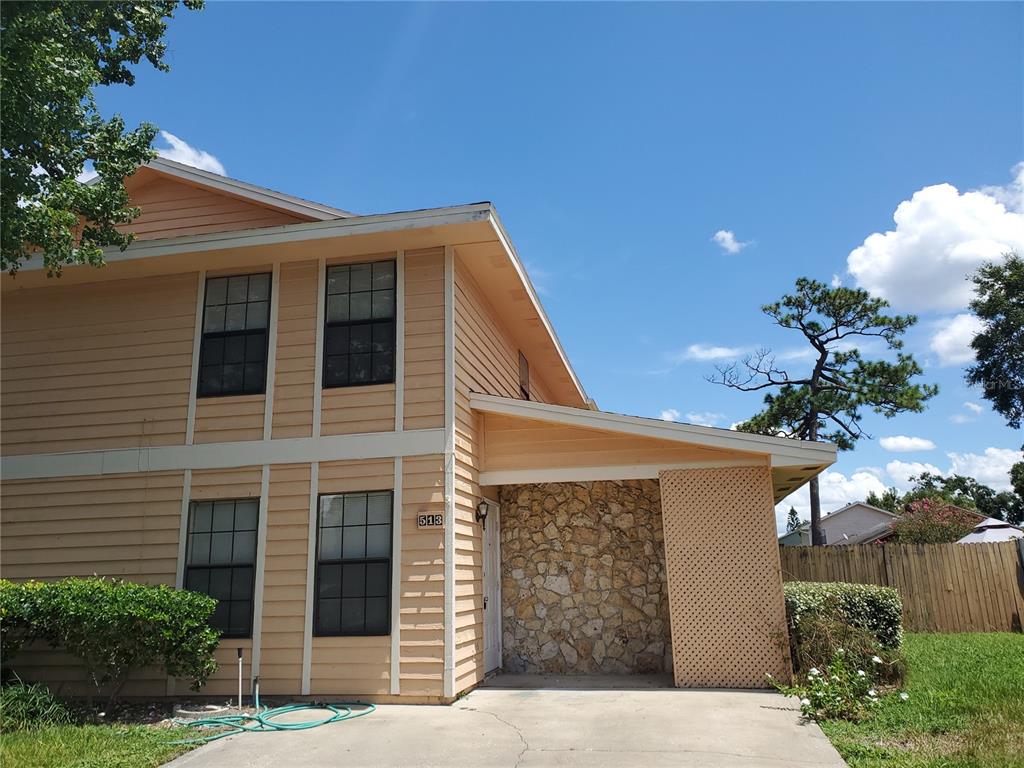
475;499;490;529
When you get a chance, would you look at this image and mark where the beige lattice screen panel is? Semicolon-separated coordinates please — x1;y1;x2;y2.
659;466;790;688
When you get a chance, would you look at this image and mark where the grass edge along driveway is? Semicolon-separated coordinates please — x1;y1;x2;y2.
821;632;1024;768
0;724;198;768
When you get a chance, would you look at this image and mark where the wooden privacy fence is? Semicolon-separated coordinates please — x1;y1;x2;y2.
779;540;1024;633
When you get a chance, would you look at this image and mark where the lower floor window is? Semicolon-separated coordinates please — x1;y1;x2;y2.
315;491;392;636
184;499;258;638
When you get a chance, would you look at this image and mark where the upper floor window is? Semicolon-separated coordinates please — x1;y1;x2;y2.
184;499;258;638
324;261;396;388
198;273;271;397
519;351;530;400
315;491;392;636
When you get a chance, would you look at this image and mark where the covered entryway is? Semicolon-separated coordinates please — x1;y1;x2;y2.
471;393;836;688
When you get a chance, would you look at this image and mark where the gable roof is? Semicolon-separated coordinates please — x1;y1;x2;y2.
102;157;355;221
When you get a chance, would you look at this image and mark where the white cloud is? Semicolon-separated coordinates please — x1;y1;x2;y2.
950;413;972;425
712;230;750;254
831;274;842;288
775;469;888;531
879;435;936;453
76;167;98;183
886;460;944;490
684;411;724;427
674;343;745;362
659;408;681;422
930;313;984;366
847;165;1024;313
963;401;984;414
155;131;226;175
947;448;1023;491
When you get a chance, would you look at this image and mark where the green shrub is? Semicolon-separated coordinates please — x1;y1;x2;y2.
784;581;903;648
0;678;71;731
0;578;220;702
789;615;906;685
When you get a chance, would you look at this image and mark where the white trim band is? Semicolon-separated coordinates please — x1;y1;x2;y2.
1;429;447;481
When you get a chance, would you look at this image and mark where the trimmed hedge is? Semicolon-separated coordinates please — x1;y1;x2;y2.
783;581;904;649
0;578;220;699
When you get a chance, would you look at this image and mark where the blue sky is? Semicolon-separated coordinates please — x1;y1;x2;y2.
95;2;1023;528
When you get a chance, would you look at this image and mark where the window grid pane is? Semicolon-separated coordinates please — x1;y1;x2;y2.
184;500;258;638
198;272;271;398
323;261;396;389
315;491;393;636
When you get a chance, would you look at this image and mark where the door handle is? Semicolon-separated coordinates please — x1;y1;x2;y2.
484;596;488;610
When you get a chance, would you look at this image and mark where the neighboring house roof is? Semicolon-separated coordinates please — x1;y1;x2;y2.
958;517;1024;544
821;502;899;522
470;392;837;501
842;519;898;545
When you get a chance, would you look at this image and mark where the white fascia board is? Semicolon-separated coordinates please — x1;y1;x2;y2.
143;158;354;220
486;210;589;406
1;429;446;481
15;205;494;273
470;393;837;467
479;459;767;486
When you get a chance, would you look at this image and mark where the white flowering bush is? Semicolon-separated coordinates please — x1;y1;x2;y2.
769;649;907;722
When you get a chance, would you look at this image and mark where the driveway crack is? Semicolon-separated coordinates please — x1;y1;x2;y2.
459;706;529;768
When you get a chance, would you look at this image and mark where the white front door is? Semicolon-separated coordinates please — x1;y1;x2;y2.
482;499;502;673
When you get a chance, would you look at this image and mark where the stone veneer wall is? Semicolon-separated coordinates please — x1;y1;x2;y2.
498;480;672;674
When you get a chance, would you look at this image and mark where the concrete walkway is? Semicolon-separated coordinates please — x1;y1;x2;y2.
166;682;846;768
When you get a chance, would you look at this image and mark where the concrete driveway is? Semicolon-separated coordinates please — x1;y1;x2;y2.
166;679;846;768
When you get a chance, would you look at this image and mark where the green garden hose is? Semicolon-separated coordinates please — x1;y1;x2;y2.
172;691;375;744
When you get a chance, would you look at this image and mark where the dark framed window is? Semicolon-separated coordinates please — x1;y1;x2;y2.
184;499;258;638
519;351;530;400
198;273;271;397
315;491;392;636
323;261;396;388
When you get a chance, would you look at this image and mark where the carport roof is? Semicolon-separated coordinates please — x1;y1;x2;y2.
470;393;837;501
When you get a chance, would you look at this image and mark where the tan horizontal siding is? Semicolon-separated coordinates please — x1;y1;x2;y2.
400;454;446;697
272;261;317;439
0;471;184;583
193;394;265;444
404;248;445;431
321;384;395;435
481;413;750;473
0;471;185;697
1;274;195;454
123;176;307;241
453;256;555;405
259;464;310;695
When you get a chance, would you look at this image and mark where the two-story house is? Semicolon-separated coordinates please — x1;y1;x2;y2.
0;158;835;701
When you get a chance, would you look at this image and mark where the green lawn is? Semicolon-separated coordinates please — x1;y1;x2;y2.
0;724;198;768
820;633;1024;768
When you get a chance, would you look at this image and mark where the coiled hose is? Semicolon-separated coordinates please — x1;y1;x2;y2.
172;688;375;744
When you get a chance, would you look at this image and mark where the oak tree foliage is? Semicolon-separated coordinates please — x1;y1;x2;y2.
1;1;202;276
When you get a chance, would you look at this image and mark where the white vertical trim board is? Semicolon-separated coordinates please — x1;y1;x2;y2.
301;461;319;696
169;468;194;697
185;271;206;445
394;250;405;433
442;245;456;698
250;465;271;687
263;263;281;440
174;469;193;588
390;456;403;695
313;257;326;438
